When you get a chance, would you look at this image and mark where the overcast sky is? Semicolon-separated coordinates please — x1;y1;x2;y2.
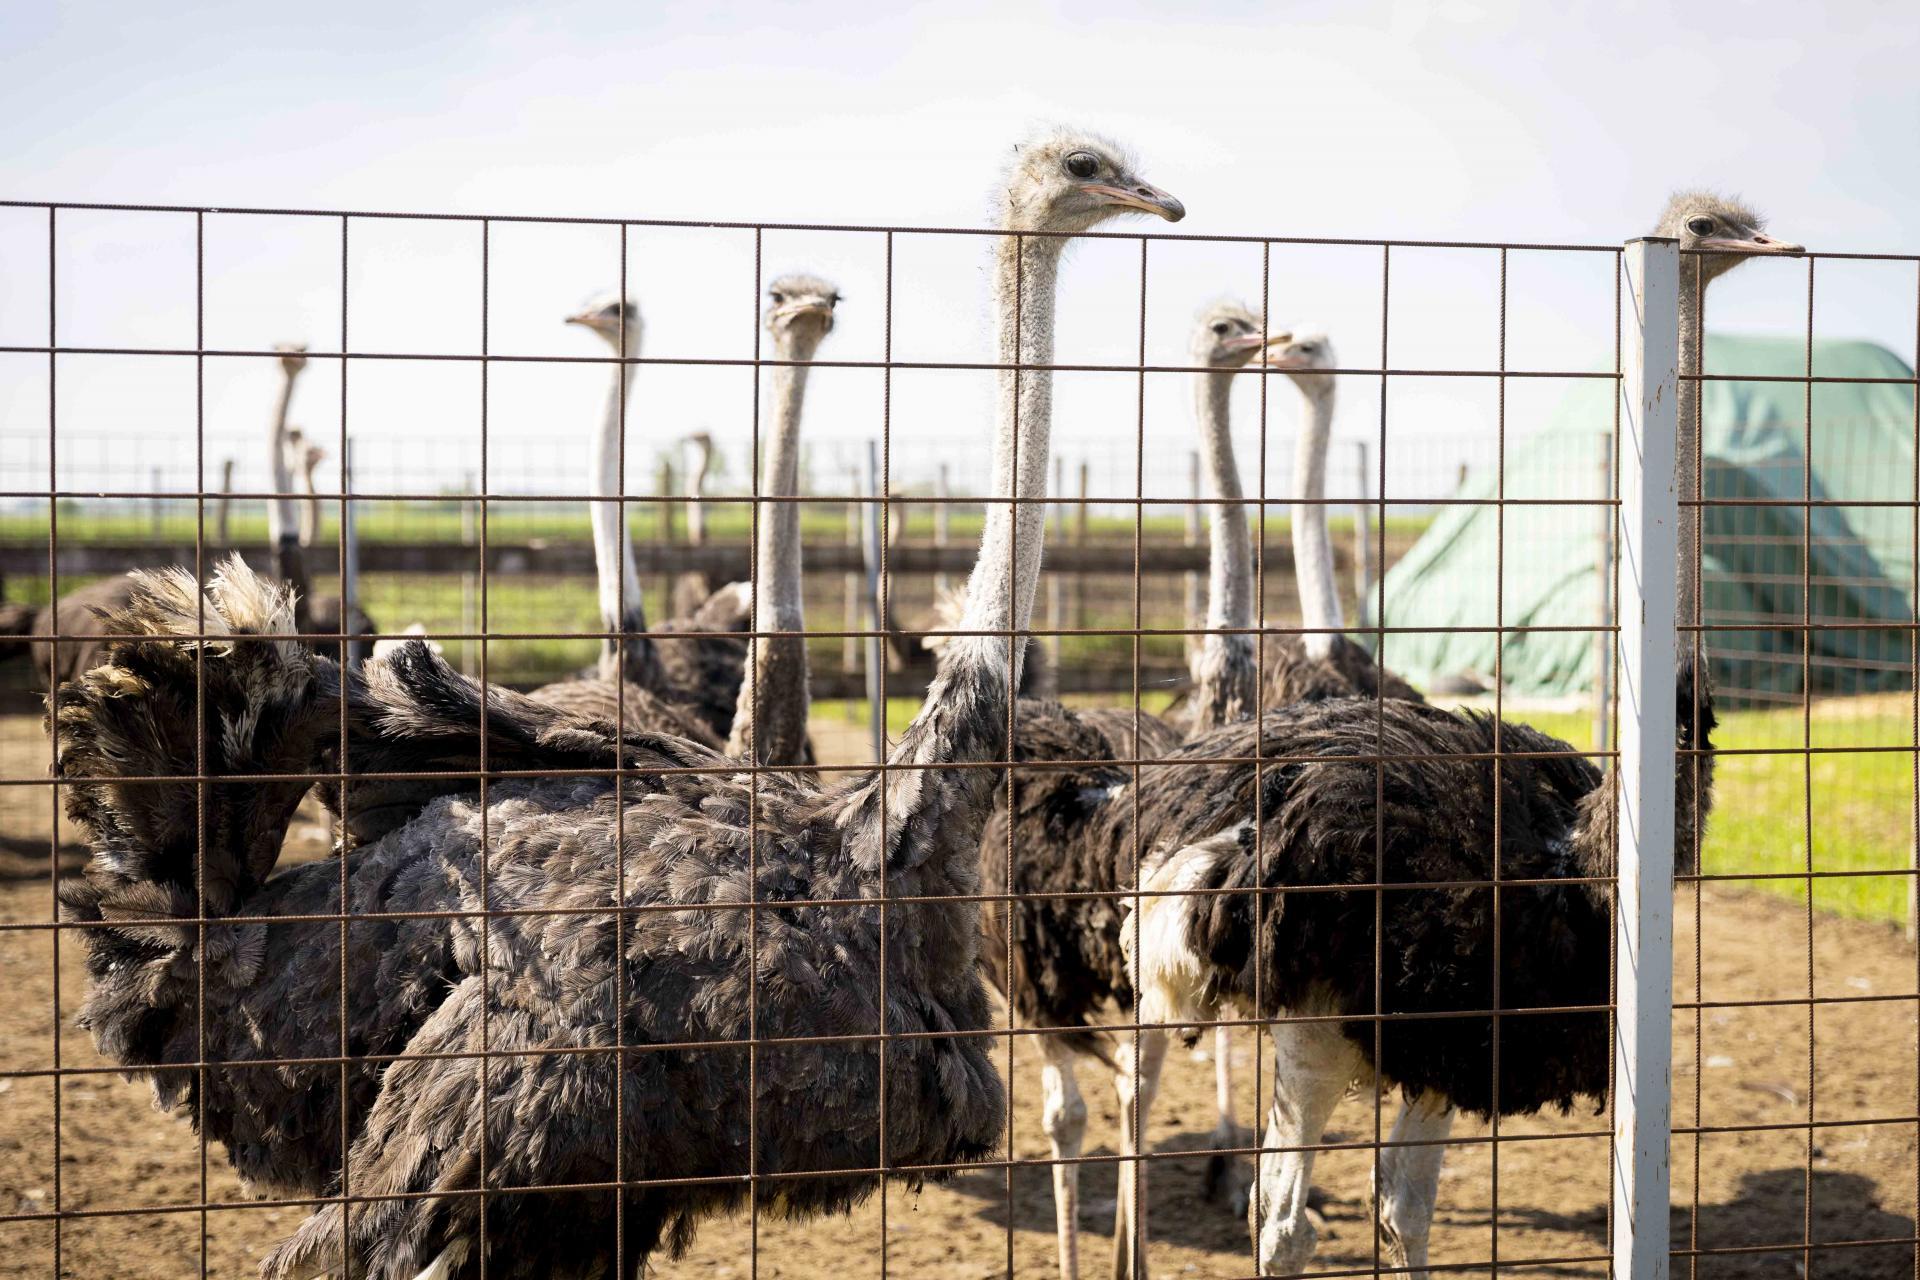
2;0;1915;508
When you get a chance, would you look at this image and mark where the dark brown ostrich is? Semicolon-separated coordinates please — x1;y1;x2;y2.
1124;194;1797;1278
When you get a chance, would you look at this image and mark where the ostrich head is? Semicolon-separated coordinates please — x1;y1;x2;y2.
275;342;308;377
1190;299;1270;370
565;294;644;354
1655;192;1802;284
1260;328;1337;400
1000;128;1185;234
763;273;841;353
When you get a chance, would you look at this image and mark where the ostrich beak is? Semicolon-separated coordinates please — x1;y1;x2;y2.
770;299;835;323
1257;332;1309;369
1083;180;1186;222
1218;333;1268;356
1698;231;1805;256
564;311;598;328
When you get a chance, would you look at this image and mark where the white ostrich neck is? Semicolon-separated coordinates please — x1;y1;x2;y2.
1676;258;1705;635
1190;368;1256;730
268;370;300;545
725;338;814;762
753;355;811;633
950;233;1062;685
1291;381;1343;659
851;231;1063;873
590;355;646;637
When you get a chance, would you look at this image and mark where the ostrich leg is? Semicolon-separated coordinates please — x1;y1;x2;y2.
1373;1093;1454;1280
1252;1022;1364;1276
1110;1028;1168;1280
1041;1036;1090;1279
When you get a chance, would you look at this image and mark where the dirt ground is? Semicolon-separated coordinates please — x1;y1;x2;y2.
3;701;1918;1279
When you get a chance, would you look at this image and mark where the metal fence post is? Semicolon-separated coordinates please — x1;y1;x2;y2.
1614;235;1680;1280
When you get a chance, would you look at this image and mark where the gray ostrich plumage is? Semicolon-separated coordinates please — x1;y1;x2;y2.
51;128;1183;1280
1124;195;1798;1279
977;299;1271;1280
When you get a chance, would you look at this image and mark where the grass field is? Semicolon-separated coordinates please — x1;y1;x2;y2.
0;504;1431;548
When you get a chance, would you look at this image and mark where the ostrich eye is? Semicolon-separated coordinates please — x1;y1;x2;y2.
1685;216;1715;237
769;291;785;305
1064;151;1099;179
1210;322;1230;337
1299;344;1318;355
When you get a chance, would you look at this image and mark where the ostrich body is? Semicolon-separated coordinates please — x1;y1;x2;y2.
52;131;1183;1280
977;301;1272;1280
1255;332;1423;707
1124;195;1798;1278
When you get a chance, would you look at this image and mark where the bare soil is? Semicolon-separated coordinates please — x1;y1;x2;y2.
3;703;1917;1279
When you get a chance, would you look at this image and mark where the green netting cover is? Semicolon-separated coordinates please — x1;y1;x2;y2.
1372;336;1918;702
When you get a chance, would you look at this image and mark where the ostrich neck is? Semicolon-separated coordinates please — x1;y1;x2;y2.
1676;258;1706;635
849;231;1063;873
955;233;1061;670
725;345;814;764
268;370;300;547
1292;382;1343;658
1189;369;1256;732
589;347;656;685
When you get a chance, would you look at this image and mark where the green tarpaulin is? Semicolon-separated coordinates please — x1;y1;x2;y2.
1373;335;1918;703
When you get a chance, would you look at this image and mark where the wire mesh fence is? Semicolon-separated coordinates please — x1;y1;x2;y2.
0;188;1915;1280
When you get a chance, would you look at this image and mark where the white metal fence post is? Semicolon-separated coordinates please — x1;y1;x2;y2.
1614;236;1680;1280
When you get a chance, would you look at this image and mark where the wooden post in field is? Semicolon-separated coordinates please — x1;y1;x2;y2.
1352;440;1375;615
150;467;163;539
1047;456;1063;660
1075;460;1090;631
843;464;860;718
1185;450;1203;661
933;464;952;598
656;456;676;621
216;458;235;544
461;470;478;676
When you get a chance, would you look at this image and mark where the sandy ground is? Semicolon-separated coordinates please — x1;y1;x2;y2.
3;701;1918;1279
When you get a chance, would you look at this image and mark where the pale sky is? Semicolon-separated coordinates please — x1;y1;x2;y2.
2;0;1915;510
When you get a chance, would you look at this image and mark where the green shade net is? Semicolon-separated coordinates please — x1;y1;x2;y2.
1372;336;1918;706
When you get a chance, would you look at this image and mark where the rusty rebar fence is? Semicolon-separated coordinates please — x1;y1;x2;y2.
0;197;1915;1280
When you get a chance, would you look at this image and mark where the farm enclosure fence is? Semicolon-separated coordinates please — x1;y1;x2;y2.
0;198;1916;1280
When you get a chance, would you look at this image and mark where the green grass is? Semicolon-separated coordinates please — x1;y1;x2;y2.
0;505;1430;548
1513;704;1915;924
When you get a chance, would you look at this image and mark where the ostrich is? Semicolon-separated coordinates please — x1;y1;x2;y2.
267;344;377;667
976;299;1273;1280
288;428;325;548
533;285;833;764
670;429;719;619
51;128;1183;1280
1123;194;1798;1278
720;274;841;771
1254;330;1423;706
